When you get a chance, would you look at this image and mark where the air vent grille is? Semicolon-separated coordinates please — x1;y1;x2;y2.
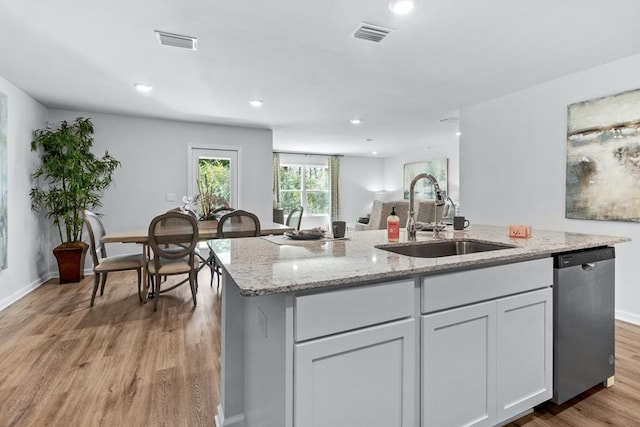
155;30;198;50
353;23;394;43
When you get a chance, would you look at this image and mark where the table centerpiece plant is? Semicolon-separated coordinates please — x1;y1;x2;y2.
30;117;120;283
196;176;230;223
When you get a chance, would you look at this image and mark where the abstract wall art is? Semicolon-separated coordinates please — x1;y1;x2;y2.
566;88;640;222
403;158;448;201
0;91;7;269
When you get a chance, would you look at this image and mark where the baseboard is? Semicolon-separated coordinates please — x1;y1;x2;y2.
215;405;224;427
0;274;51;311
215;404;245;427
0;267;94;312
615;310;640;326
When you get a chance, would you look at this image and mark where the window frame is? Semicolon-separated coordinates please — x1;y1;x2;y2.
279;163;330;216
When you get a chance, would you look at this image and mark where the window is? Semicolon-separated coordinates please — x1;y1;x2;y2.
198;158;231;204
280;164;329;215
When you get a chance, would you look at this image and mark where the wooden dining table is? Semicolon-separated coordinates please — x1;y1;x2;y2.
101;221;293;245
101;221;294;301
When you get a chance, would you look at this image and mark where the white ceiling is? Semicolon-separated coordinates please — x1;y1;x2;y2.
1;0;640;157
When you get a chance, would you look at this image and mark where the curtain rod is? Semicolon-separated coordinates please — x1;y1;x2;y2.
273;151;343;157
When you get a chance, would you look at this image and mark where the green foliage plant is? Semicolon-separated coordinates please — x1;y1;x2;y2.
30;117;120;244
196;158;231;220
196;176;229;221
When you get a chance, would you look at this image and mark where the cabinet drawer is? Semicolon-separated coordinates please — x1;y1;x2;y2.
295;279;414;342
421;258;552;313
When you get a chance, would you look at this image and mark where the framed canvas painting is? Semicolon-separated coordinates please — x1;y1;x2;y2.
566;88;640;222
403;158;448;200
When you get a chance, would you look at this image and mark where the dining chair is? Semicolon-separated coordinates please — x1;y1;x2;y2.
217;209;261;238
212;206;235;217
213;210;261;291
198;207;233;288
148;211;199;312
83;210;145;306
286;206;304;231
162;207;207;288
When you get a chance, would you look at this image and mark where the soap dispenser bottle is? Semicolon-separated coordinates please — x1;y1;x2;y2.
387;206;400;243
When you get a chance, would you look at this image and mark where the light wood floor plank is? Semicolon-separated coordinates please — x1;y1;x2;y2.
1;271;639;426
508;319;640;427
0;270;220;426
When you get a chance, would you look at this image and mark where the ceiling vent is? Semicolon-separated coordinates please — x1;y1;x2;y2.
155;30;198;50
352;23;394;43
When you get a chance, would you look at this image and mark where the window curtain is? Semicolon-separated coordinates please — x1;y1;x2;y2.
272;152;281;209
329;155;340;223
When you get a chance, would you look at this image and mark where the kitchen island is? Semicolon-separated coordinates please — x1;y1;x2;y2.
209;225;629;427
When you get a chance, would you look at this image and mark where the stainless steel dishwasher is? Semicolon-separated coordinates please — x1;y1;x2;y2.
552;246;615;404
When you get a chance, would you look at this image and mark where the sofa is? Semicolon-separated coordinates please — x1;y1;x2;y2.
354;199;450;231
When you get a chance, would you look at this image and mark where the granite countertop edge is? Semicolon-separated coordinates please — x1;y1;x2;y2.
208;225;631;297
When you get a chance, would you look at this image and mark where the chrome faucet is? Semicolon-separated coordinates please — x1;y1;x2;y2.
407;173;446;240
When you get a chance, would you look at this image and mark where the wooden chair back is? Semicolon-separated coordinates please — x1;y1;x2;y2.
286;206;304;230
217;210;261;238
83;210;107;265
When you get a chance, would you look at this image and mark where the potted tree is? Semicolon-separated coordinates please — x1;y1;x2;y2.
30;117;120;283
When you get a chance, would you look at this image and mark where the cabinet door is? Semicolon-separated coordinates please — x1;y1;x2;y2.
295;319;415;427
422;301;496;427
496;288;552;423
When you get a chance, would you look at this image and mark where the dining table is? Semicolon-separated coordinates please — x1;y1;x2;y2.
101;221;294;301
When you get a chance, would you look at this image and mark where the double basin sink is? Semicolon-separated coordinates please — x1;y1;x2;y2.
376;239;516;258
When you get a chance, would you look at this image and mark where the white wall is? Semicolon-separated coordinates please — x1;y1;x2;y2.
47;110;273;256
383;141;460;203
460;53;640;324
337;141;461;228
0;75;49;311
339;155;385;224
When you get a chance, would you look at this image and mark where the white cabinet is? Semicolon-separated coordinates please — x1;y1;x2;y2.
422;287;552;427
293;279;416;427
496;289;552;421
218;259;553;427
422;301;496;427
295;318;415;427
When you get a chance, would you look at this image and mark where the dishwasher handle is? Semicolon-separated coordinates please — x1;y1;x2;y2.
582;262;596;271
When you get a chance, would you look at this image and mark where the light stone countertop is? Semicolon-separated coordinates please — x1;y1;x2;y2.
207;225;630;296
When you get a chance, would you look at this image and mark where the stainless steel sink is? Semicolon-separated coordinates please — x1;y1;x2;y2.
376;239;516;258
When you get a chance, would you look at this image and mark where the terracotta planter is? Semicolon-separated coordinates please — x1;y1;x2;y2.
53;242;89;284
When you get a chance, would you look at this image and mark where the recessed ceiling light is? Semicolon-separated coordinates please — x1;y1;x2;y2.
372;151;378;155
350;119;362;125
249;99;263;107
134;83;153;93
456;132;462;136
389;0;414;14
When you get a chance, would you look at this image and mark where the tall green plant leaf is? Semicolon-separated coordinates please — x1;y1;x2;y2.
30;117;120;243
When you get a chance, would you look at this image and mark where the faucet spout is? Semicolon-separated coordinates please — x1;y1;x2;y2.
407;173;445;240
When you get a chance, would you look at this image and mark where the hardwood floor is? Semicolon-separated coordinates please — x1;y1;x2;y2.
0;271;221;426
507;319;640;427
1;271;639;426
